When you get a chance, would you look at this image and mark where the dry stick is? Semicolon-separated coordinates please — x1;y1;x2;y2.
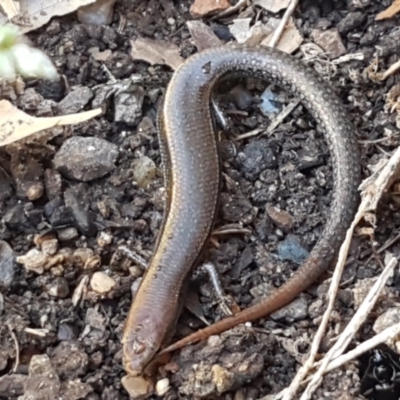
268;0;299;48
301;254;397;400
298;146;400;399
278;146;400;400
7;324;20;373
322;320;400;374
280;204;363;400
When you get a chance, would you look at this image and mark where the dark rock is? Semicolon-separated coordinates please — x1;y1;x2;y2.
53;136;118;182
311;28;347;59
270;294;309;322
57;87;93;115
3;203;32;232
236;140;278;181
0;240;15;289
337;11;366;34
64;185;97;236
277;234;309;264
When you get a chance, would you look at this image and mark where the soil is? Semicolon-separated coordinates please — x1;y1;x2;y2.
1;0;400;399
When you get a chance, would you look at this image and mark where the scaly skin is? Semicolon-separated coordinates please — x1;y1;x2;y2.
122;44;360;375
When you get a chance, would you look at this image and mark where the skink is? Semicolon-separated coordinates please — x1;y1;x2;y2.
122;44;360;375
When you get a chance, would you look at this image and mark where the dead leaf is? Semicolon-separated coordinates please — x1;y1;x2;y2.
187;20;222;51
0;100;102;147
130;37;183;70
376;0;400;20
190;0;231;17
0;0;97;33
253;0;291;13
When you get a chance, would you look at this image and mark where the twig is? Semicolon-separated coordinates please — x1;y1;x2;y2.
7;324;20;373
264;100;300;136
277;147;400;400
300;254;397;400
323;320;400;374
282;203;363;400
268;0;299;48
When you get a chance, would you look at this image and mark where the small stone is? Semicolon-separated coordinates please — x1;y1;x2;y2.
0;241;15;289
90;272;116;293
270;294;309;322
3;204;30;232
311;28;347;59
167;17;175;25
60;379;93;399
46;277;69;298
236;140;277;181
347;0;370;10
186;20;222;52
114;86;145;125
54;137;118;182
155;378;169;396
51;342;88;380
121;375;153;399
277;234;309;264
97;231;113;247
57;227;79;241
23;355;60;400
337;11;365;34
57;87;93;115
41;239;58;256
373;308;400;334
44;169;63;200
132;156;156;188
50;265;64;277
212;365;235;394
64;185;97;236
190;0;230;17
84;255;101;270
16;249;47;274
73;248;94;267
266;205;293;232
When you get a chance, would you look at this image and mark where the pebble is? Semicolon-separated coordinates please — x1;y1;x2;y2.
64;185;96;236
44;169;63;200
373;307;400;334
236;139;277;181
266;205;294;232
259;87;281;115
311;28;347;59
270;294;309;322
132;156;157;188
57;87;93;115
121;375;153;399
114;86;145;125
46;277;70;298
41;239;58;256
277;234;309;264
16;249;47;274
97;231;113;247
3;203;30;232
337;11;366;34
155;378;170;396
53;137;118;182
77;0;116;25
190;0;230;17
57;227;79;241
90;271;116;293
0;240;15;289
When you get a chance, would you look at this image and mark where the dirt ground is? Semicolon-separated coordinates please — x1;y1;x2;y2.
1;0;400;399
